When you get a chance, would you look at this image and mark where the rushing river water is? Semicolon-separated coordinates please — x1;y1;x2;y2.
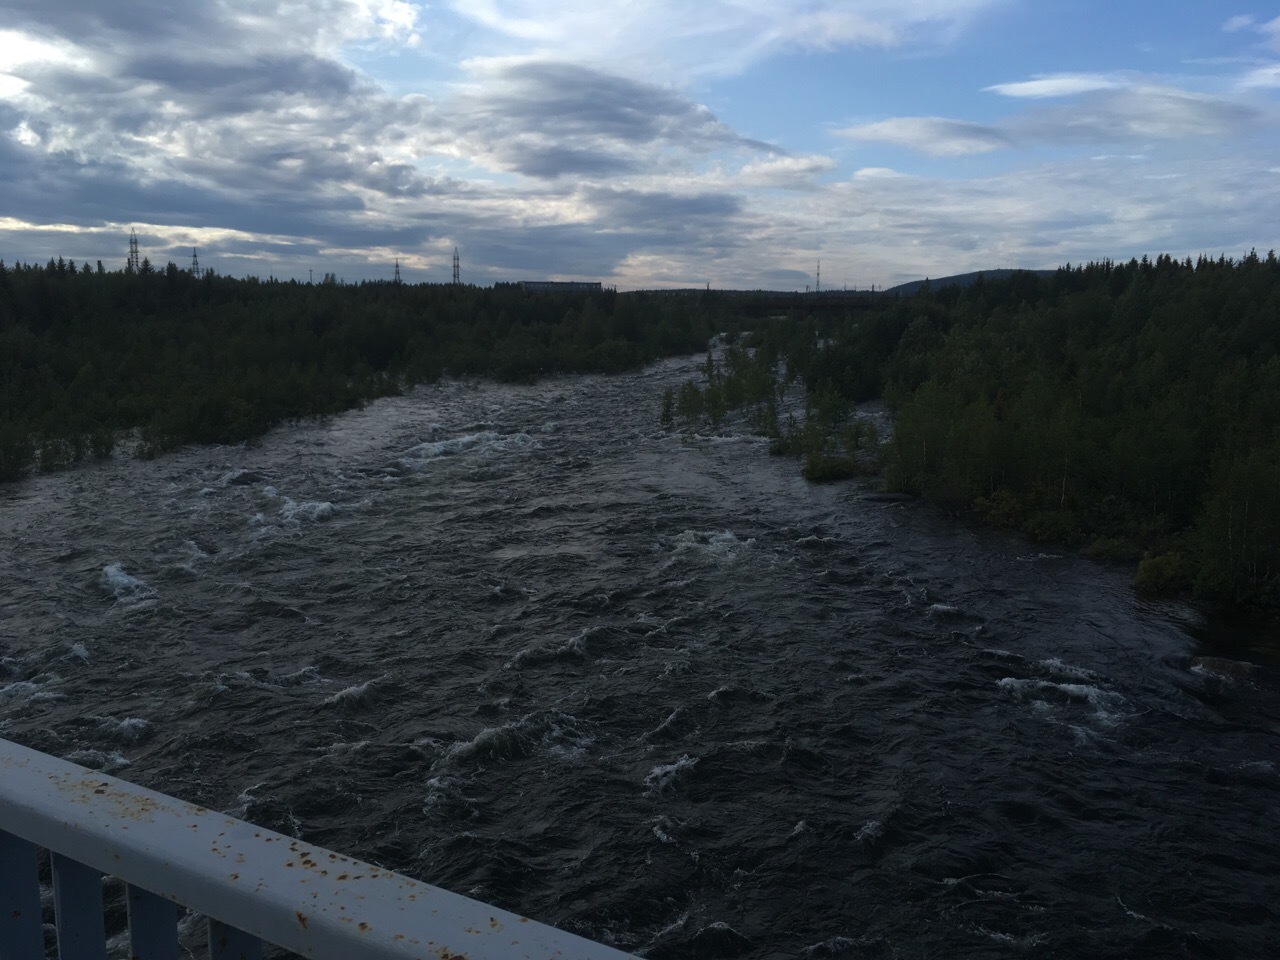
2;354;1278;959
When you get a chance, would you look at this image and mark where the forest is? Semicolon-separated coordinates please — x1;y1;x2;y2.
666;252;1280;613
5;251;1279;613
0;258;721;478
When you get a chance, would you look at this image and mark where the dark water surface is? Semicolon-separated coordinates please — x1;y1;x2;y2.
2;356;1277;958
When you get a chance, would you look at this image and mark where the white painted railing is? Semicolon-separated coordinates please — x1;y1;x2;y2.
0;738;636;960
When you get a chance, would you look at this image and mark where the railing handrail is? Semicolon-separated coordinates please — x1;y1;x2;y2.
0;737;636;959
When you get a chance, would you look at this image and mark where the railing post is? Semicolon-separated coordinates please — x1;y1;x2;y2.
126;886;178;960
208;919;262;960
51;854;107;960
0;830;44;960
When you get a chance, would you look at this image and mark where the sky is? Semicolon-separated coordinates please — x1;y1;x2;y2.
2;1;1280;290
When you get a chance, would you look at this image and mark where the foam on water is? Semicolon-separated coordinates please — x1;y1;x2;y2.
0;679;63;704
1039;657;1097;682
644;754;698;794
541;714;596;762
273;665;329;687
855;819;885;845
219;468;268;487
316;740;369;757
976;927;1048;949
403;430;500;460
804;935;862;958
323;676;381;705
507;628;592;670
98;716;151;743
998;676;1126;725
279;497;335;523
671;529;755;564
390;430;541;477
651;815;681;844
422;775;477;821
102;563;156;607
643;707;689;742
440;711;594;767
64;748;130;773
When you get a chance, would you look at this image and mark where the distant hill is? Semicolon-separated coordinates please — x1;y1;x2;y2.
884;268;1055;296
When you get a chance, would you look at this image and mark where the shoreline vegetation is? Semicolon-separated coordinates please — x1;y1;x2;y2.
663;253;1280;618
0;258;722;476
3;252;1278;618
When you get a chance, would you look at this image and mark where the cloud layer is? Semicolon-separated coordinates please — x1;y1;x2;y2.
1;1;1279;288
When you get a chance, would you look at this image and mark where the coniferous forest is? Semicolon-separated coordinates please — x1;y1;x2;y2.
5;252;1280;614
0;258;716;478
667;253;1280;614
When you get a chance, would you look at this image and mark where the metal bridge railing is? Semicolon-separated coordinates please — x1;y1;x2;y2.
0;737;635;960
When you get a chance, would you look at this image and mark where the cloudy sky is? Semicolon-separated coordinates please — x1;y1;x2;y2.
3;1;1279;289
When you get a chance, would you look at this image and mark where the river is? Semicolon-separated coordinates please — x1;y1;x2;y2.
1;354;1277;959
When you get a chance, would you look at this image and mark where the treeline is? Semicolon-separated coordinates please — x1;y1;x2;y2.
670;253;1280;611
0;258;721;479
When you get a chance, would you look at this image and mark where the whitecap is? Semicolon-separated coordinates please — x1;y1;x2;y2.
644;754;698;794
652;816;680;844
279;498;335;523
1039;657;1097;682
855;819;884;844
445;720;527;763
102;564;156;607
323;676;380;705
65;749;130;773
643;707;687;741
422;775;477;821
540;716;595;762
795;535;837;549
100;717;151;743
672;530;755;564
492;432;538;453
0;680;63;704
220;468;267;487
228;782;265;818
274;665;329;687
998;676;1125;725
805;936;860;958
316;740;369;756
977;927;1047;948
396;432;527;471
507;629;591;670
648;910;690;946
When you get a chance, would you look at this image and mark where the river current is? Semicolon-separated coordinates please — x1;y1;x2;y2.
1;354;1277;959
